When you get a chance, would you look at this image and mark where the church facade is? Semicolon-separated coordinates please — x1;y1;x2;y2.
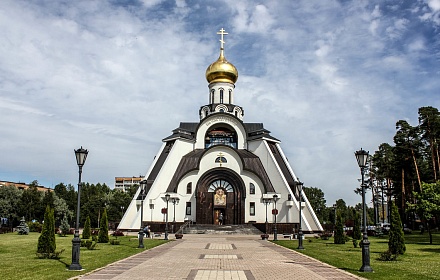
118;29;323;233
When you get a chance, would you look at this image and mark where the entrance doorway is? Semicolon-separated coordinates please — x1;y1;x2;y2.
195;168;246;225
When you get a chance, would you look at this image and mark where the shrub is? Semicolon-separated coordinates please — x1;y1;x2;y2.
82;216;91;239
28;221;42;233
352;239;359;248
112;230;125;237
378;250;398;261
110;239;120;245
98;208;109;243
319;232;332;240
334;211;345;244
389;201;406;255
353;210;362;240
37;206;56;257
36;249;65;259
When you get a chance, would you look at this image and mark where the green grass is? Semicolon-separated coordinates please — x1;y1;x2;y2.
0;232;168;280
275;231;440;280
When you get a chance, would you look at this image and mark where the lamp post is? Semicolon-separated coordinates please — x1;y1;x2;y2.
263;198;270;235
355;148;373;272
138;180;147;248
171;197;180;233
69;146;88;271
165;194;170;240
297;181;304;250
121;206;125;219
273;194;279;241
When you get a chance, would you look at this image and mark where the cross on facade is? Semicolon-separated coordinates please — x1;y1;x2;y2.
217;28;228;49
217;152;224;167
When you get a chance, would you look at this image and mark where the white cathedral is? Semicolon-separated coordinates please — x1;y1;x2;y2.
118;29;323;234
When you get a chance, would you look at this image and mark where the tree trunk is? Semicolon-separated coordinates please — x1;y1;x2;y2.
411;148;422;192
401;168;405;214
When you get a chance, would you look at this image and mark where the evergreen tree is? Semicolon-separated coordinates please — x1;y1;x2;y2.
37;206;56;256
353;210;362;240
97;208;109;243
388;201;406;255
59;215;70;236
82;216;91;239
334;211;345;244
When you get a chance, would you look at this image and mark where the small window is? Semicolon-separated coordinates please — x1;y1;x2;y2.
220;89;224;103
250;202;255;216
249;183;255;195
215;157;227;163
229;89;232;103
186;202;191;215
211;89;215;103
187;182;192;194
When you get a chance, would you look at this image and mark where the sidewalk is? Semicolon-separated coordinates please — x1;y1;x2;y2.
75;234;365;280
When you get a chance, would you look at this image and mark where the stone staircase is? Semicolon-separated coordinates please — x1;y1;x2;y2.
183;224;263;235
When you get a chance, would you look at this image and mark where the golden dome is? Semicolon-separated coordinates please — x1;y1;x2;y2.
205;49;238;84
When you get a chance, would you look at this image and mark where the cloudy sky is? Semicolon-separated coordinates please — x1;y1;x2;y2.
1;0;439;206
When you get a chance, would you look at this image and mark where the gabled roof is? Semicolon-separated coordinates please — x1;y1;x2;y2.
166;147;275;193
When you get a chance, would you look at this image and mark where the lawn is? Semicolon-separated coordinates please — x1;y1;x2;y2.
275;231;440;280
0;232;168;280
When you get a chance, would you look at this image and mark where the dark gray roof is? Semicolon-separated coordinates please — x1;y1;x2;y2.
162;121;279;142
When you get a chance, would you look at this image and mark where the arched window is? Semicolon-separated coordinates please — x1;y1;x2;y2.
205;127;237;148
229;89;232;103
187;182;192;194
249;183;255;195
220;89;224;103
215;156;227;164
210;89;215;104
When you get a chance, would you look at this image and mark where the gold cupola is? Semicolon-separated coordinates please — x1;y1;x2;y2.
205;29;238;84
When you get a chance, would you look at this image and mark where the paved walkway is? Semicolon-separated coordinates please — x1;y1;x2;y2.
75;234;365;280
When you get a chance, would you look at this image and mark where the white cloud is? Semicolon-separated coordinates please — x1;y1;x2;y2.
428;0;440;12
0;0;439;207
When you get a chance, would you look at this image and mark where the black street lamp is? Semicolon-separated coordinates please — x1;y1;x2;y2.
297;181;304;250
165;193;170;240
355;148;373;273
69;146;88;271
171;197;180;233
121;206;125;219
138;180;147;248
263;198;271;235
273;194;279;241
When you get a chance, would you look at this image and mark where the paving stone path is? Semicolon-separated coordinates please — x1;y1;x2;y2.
74;234;365;280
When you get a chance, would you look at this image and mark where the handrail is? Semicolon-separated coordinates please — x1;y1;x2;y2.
175;220;192;234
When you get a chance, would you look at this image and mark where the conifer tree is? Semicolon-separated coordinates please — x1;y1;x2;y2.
388;201;406;254
82;216;91;239
97;208;109;243
334;211;345;244
37;206;56;256
59;215;70;236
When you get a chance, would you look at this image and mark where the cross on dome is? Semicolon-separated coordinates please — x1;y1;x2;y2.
217;28;228;50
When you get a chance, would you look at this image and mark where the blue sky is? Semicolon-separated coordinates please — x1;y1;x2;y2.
1;0;439;206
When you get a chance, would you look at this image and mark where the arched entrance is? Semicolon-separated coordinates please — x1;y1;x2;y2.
195;168;245;225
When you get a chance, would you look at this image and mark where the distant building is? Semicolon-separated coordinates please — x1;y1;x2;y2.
114;176;142;192
0;180;52;192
